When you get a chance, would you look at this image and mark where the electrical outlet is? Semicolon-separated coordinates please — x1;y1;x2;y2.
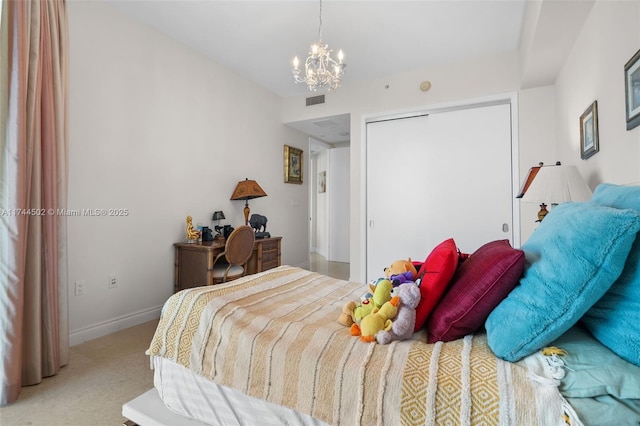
108;275;118;289
74;280;86;296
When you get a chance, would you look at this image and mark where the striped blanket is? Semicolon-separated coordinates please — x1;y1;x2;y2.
147;266;564;425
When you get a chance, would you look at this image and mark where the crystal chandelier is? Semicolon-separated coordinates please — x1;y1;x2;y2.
292;0;346;92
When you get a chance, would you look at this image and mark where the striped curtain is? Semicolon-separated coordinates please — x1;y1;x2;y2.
0;0;69;406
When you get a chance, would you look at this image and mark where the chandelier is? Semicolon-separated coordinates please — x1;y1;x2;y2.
292;0;346;92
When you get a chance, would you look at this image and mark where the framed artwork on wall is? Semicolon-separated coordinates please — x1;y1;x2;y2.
318;171;326;193
284;145;303;184
625;48;640;130
580;100;599;160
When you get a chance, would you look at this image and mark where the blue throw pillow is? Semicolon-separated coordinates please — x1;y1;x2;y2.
582;184;640;366
486;202;640;362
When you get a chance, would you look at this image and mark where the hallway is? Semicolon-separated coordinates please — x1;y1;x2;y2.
309;252;350;281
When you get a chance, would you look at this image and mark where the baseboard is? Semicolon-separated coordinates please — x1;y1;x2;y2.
69;305;162;346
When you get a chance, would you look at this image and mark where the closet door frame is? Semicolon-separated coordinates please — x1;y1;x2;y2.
362;93;521;283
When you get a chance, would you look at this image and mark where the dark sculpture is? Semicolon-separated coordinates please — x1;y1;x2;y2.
249;214;268;232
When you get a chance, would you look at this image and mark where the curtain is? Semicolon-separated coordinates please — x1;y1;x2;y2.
0;0;69;406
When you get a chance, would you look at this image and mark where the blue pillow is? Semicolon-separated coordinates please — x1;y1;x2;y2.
486;202;640;362
582;184;640;366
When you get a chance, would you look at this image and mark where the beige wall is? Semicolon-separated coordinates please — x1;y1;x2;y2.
67;1;309;343
283;1;640;281
555;0;640;186
66;0;640;342
283;52;525;283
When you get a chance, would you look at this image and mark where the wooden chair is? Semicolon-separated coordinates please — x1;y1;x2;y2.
212;225;255;284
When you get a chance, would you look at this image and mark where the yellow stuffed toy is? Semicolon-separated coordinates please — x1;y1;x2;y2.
350;296;400;342
337;279;393;327
384;258;418;284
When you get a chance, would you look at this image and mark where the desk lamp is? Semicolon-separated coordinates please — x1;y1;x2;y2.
230;178;267;225
212;211;226;239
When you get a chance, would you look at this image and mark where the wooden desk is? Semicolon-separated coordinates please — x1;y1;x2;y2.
173;237;282;292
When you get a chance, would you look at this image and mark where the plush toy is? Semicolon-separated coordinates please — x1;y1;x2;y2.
376;282;421;345
338;301;357;327
350;296;400;342
338;279;394;327
389;271;414;286
384;259;418;285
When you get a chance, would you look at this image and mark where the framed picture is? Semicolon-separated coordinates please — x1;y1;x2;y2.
625;48;640;130
580;100;599;160
284;145;303;184
318;171;326;193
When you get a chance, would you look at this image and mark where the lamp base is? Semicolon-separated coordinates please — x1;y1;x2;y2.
243;203;250;226
536;203;549;222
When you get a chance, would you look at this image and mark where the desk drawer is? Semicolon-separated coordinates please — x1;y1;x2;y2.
262;249;280;270
260;239;279;252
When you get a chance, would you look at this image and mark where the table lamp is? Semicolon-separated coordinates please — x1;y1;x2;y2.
520;161;592;221
230;178;267;225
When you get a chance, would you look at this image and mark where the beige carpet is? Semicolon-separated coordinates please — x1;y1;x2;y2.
0;320;158;426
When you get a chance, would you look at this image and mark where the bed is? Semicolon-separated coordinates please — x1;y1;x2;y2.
123;183;640;426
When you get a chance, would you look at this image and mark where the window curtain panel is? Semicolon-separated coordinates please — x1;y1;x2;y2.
0;0;69;406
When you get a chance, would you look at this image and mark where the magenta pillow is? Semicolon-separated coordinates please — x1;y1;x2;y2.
426;240;524;343
414;238;459;331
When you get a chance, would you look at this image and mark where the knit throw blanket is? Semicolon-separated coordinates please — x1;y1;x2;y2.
147;266;561;425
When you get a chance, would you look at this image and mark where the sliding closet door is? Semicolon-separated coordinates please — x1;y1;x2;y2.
366;103;513;283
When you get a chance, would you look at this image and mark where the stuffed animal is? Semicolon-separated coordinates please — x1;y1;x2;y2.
338;301;357;327
350;296;400;342
389;271;414;286
376;282;421;345
337;279;393;327
354;279;393;322
384;259;418;285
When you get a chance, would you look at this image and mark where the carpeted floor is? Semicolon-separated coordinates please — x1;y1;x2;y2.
0;320;158;426
0;258;345;426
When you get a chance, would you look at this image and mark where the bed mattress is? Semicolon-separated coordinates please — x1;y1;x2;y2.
152;355;326;426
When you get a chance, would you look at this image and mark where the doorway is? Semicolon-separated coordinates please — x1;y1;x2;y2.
285;114;351;278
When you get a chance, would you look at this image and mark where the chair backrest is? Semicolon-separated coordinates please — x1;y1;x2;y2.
224;225;255;266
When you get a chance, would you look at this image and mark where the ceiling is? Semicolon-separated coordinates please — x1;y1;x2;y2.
105;1;530;146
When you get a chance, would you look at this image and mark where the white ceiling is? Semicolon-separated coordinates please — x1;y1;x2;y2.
105;1;579;146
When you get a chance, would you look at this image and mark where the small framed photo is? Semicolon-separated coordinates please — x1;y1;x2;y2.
625;48;640;130
284;145;303;184
580;100;599;160
318;171;326;193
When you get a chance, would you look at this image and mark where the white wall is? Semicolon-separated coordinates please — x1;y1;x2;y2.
555;0;640;186
517;85;557;241
283;51;528;282
284;2;640;280
328;146;350;264
67;1;309;344
312;150;329;257
310;146;349;264
65;0;640;341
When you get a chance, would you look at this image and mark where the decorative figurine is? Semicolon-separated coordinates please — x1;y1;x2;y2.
249;214;270;239
185;215;201;242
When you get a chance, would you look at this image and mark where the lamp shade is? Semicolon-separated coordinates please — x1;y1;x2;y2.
231;178;267;225
230;179;267;201
212;211;225;221
521;163;592;204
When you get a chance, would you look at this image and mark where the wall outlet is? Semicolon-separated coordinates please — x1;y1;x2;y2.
74;280;86;296
108;275;118;289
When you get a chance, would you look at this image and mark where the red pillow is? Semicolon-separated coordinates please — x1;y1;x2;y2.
426;239;524;343
413;238;459;331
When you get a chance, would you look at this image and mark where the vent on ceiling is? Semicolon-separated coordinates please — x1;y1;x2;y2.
306;95;325;106
313;119;336;128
